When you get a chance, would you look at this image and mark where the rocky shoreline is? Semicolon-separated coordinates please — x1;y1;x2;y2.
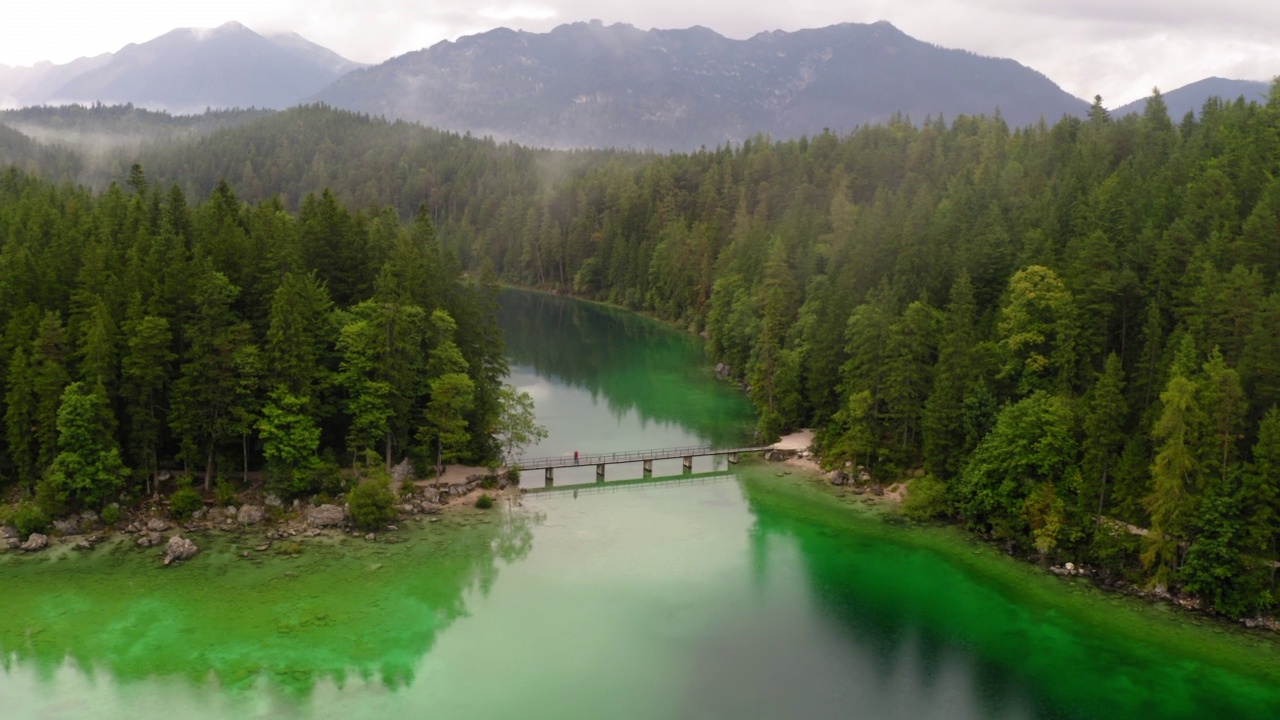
1;472;516;566
761;433;1280;636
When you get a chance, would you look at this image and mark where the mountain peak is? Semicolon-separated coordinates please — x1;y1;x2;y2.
310;21;1088;150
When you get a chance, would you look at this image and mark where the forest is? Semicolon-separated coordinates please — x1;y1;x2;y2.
0;165;510;528
3;80;1280;615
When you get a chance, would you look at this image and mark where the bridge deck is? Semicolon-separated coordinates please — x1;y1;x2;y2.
514;445;771;471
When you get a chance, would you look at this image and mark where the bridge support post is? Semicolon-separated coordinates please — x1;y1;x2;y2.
545;467;554;488
728;452;739;465
596;463;605;482
683;456;693;474
643;459;652;477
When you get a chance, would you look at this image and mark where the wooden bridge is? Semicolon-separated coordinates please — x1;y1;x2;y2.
515;444;772;487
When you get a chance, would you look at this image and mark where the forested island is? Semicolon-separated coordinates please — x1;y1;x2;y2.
4;81;1280;618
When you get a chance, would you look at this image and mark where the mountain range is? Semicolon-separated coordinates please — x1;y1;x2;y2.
0;20;1273;150
0;22;364;113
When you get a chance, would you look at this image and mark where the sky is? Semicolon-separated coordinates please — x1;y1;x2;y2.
3;1;1278;108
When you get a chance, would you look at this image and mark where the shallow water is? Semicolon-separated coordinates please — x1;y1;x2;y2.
3;289;1279;719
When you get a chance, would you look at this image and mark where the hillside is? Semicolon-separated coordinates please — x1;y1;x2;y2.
1113;77;1272;119
310;20;1089;150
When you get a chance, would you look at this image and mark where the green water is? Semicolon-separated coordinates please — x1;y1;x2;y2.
3;289;1280;719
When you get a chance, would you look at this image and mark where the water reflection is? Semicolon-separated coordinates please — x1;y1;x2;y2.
0;508;536;702
498;289;755;448
737;474;1280;720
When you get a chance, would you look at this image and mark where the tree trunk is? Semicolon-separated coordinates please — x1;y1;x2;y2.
204;447;215;492
385;431;392;473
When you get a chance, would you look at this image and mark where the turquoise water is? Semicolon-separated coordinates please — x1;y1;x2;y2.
2;289;1278;719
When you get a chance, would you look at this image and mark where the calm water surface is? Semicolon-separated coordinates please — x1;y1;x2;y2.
2;289;1279;719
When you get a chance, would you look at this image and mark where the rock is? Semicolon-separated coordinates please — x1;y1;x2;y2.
870;484;884;497
0;525;19;539
1065;562;1076;572
306;504;347;528
73;536;99;551
237;505;265;526
163;535;199;565
422;490;442;504
263;494;283;508
191;508;206;520
364;533;376;541
53;519;79;536
20;533;49;552
387;525;398;531
79;510;100;527
857;470;872;484
146;518;170;532
124;523;140;533
5;538;19;549
391;458;415;483
255;543;270;552
137;532;164;548
828;470;849;486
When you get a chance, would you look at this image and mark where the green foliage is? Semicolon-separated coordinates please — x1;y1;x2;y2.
492;385;548;466
348;478;396;531
475;493;495;509
901;475;952;522
9;502;50;537
214;479;238;507
45;382;128;510
100;503;120;526
169;484;204;521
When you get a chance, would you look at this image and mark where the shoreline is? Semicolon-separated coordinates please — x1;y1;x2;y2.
1;466;522;563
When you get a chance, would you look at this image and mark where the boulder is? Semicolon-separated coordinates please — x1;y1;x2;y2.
79;510;100;527
136;532;164;548
73;535;100;551
163;535;199;565
828;470;850;486
5;538;19;550
53;519;80;536
306;504;347;528
146;518;170;532
263;494;284;508
0;525;18;539
237;505;265;526
870;484;884;497
20;533;49;552
391;458;415;483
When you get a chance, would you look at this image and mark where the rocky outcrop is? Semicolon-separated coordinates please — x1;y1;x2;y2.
146;518;170;532
306;504;347;528
0;525;18;539
237;505;265;526
20;533;49;552
136;532;164;548
163;535;199;565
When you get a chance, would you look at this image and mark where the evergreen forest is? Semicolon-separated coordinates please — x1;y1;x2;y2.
4;81;1280;615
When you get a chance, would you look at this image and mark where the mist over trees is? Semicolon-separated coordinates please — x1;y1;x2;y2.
4;79;1280;614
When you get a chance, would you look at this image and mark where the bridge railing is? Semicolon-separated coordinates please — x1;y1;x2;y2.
513;444;769;470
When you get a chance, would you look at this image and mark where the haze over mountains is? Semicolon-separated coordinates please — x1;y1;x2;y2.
0;21;364;113
308;20;1088;149
0;19;1273;150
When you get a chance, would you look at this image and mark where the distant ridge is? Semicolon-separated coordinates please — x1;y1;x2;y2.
1112;77;1272;119
0;21;365;113
308;20;1090;150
